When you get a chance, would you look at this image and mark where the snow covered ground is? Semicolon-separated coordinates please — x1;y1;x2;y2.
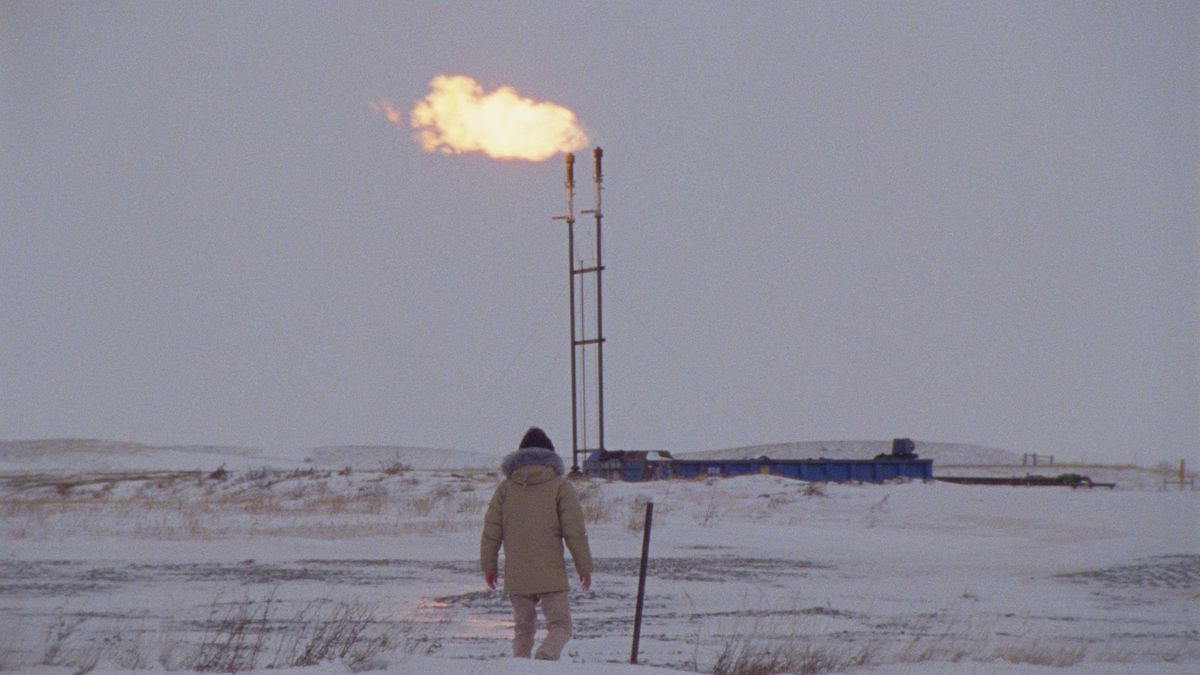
0;440;1196;673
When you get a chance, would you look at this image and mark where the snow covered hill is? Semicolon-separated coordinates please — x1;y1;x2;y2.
0;438;499;473
0;438;304;472
0;438;1041;474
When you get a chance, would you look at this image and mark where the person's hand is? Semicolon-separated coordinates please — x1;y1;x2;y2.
579;573;591;591
484;571;498;589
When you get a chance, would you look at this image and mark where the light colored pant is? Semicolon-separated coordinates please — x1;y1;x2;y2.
509;590;572;660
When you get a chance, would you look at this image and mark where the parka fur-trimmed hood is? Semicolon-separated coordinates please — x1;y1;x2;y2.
500;447;564;480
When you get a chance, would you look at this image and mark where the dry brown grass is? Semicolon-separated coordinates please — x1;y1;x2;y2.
167;593;430;672
575;479;616;525
0;468;491;540
711;615;879;674
993;637;1086;667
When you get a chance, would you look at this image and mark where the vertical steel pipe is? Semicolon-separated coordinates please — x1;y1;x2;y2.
564;153;580;473
592;147;606;452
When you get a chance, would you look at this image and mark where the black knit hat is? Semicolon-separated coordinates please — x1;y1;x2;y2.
518;426;555;452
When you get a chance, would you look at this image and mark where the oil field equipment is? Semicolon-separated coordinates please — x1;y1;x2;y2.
584;438;933;483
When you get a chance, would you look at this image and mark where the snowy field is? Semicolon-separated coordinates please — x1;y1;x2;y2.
0;440;1196;673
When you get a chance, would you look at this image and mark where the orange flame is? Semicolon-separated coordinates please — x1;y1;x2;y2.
370;99;404;125
391;75;588;161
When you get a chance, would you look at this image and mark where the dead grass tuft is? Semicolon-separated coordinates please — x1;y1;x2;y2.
697;486;724;527
161;592;434;671
802;482;826;497
575;480;616;525
711;616;879;674
993;636;1086;667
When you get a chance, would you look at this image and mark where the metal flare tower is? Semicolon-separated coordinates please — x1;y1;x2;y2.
554;148;606;475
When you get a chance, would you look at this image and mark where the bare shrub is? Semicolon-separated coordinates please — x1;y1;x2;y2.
625;494;654;532
237;493;279;515
864;493;890;529
5;613;151;673
382;462;411;475
38;614;142;674
96;630;148;670
1161;635;1200;663
360;492;386;516
272;599;390;668
241;467;270;483
626;511;645;533
284;467;320;481
190;594;272;672
158;633;182;671
895;614;986;664
324;494;350;513
408;494;437;517
575;481;615;525
697;486;723;527
711;617;878;675
40;614;87;668
454;493;486;515
172;593;426;672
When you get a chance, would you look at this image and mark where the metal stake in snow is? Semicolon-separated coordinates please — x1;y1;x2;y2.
630;501;653;664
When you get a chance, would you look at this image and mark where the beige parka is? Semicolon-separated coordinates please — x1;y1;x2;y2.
480;447;593;595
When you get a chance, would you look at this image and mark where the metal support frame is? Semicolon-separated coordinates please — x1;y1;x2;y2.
554;148;606;475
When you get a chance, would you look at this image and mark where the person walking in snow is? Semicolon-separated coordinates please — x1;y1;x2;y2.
480;426;593;660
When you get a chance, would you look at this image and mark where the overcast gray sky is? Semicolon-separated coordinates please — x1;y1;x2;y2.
2;1;1196;463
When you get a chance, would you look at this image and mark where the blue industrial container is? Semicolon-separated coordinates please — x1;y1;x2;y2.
582;439;933;483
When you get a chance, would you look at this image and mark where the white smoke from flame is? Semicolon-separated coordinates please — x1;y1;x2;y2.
381;75;588;161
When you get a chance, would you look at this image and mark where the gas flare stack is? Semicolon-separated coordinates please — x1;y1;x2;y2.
553;148;606;476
